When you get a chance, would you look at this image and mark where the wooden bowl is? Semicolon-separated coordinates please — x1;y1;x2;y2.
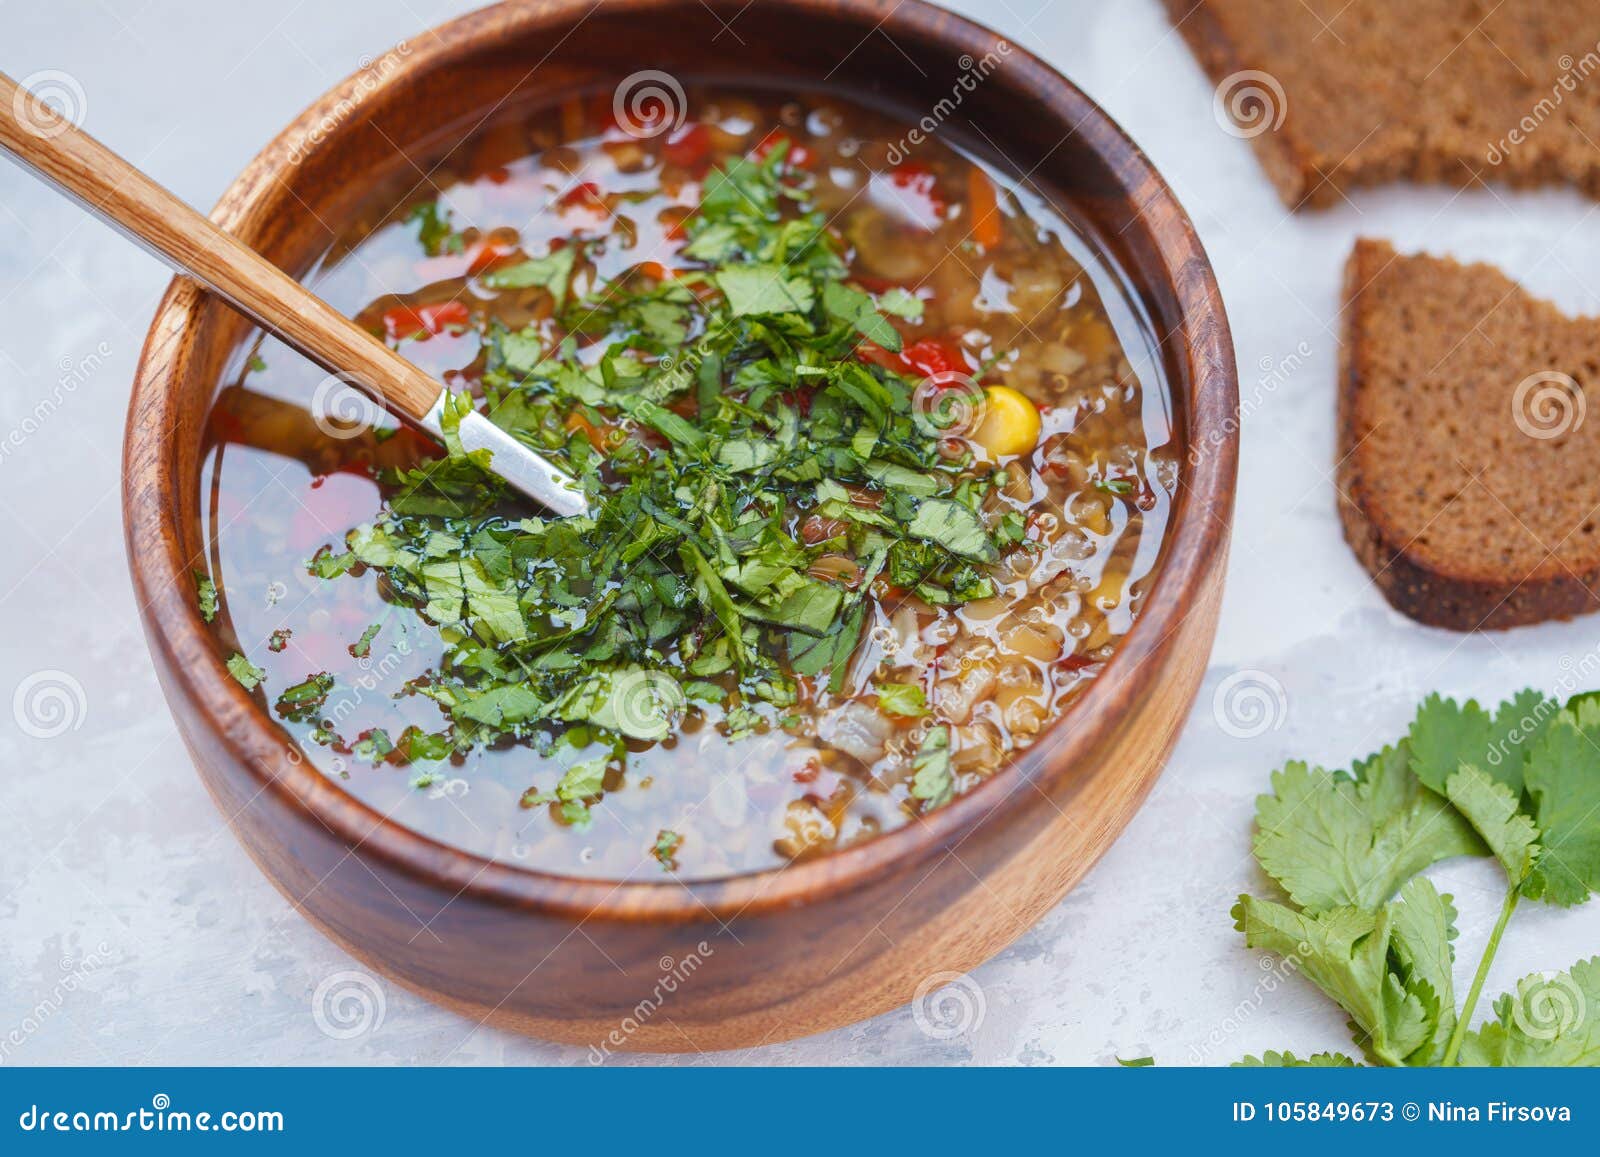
124;0;1237;1051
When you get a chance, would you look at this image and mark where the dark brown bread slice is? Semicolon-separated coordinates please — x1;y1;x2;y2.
1339;239;1600;630
1165;0;1600;208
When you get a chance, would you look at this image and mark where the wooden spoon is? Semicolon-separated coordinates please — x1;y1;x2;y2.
0;69;588;517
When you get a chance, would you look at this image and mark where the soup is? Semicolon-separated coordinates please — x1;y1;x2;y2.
198;85;1176;880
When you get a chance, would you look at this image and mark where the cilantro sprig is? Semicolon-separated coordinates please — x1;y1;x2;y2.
1222;689;1600;1067
311;140;1021;818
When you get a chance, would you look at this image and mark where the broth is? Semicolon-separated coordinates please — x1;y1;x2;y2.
198;85;1177;880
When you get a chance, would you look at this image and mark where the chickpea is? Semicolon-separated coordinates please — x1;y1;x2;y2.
972;386;1042;457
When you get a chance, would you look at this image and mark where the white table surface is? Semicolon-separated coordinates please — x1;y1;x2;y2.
4;0;1599;1066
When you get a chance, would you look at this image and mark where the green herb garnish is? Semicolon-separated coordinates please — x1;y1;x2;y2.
910;725;953;808
406;199;465;257
875;682;928;718
226;653;265;690
194;571;218;622
275;672;334;723
314;147;1021;822
349;622;381;659
652;829;684;871
1217;688;1600;1067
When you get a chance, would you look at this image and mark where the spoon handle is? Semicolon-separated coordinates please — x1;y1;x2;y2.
0;70;444;417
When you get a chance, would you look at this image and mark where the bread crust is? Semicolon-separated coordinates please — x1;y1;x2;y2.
1162;0;1321;206
1163;0;1600;210
1336;239;1600;631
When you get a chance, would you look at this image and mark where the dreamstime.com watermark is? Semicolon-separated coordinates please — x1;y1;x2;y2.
1511;370;1584;441
11;668;87;740
1190;340;1312;465
1487;42;1600;165
1189;949;1305;1064
17;1095;283;1135
1212;669;1289;740
0;341;112;467
286;42;413;164
587;942;714;1062
1509;970;1587;1042
0;943;113;1065
612;70;688;139
10;69;87;139
1480;641;1600;769
311;970;386;1041
1212;70;1288;140
884;43;1012;166
911;970;987;1040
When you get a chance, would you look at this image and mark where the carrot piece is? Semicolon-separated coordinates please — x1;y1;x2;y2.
564;411;613;454
381;300;470;341
636;260;678;282
968;167;1002;249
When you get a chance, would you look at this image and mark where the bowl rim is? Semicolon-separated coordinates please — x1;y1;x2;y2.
124;0;1237;922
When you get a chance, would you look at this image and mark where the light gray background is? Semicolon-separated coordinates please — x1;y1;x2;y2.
3;0;1598;1065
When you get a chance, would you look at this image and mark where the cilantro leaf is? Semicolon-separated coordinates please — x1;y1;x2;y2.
226;653;265;691
556;756;609;801
1455;957;1600;1066
1520;705;1600;906
349;622;381;659
907;498;997;563
652;828;683;871
1443;764;1541;885
194;571;218;622
1387;876;1459;1064
406;199;464;256
275;672;334;723
1409;688;1556;798
788;601;865;694
714;264;816;316
1233;1051;1360;1068
876;682;928;718
484;246;578;307
873;286;924;322
910;724;953;808
1232;894;1435;1066
1252;745;1482;914
301;125;1027;839
822;280;901;350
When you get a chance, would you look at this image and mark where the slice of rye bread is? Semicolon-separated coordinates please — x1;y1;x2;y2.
1338;239;1600;630
1164;0;1600;208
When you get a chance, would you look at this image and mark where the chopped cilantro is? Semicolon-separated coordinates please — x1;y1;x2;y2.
652;828;684;871
406;199;465;257
226;653;265;691
1092;478;1134;495
349;622;382;659
275;672;334;723
352;728;394;764
310;145;1025;824
483;246;578;307
194;571;218;622
910;725;953;808
396;726;454;764
267;628;292;653
875;682;928;718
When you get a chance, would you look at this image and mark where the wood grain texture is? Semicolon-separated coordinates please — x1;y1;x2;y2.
0;70;441;419
122;0;1239;1050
